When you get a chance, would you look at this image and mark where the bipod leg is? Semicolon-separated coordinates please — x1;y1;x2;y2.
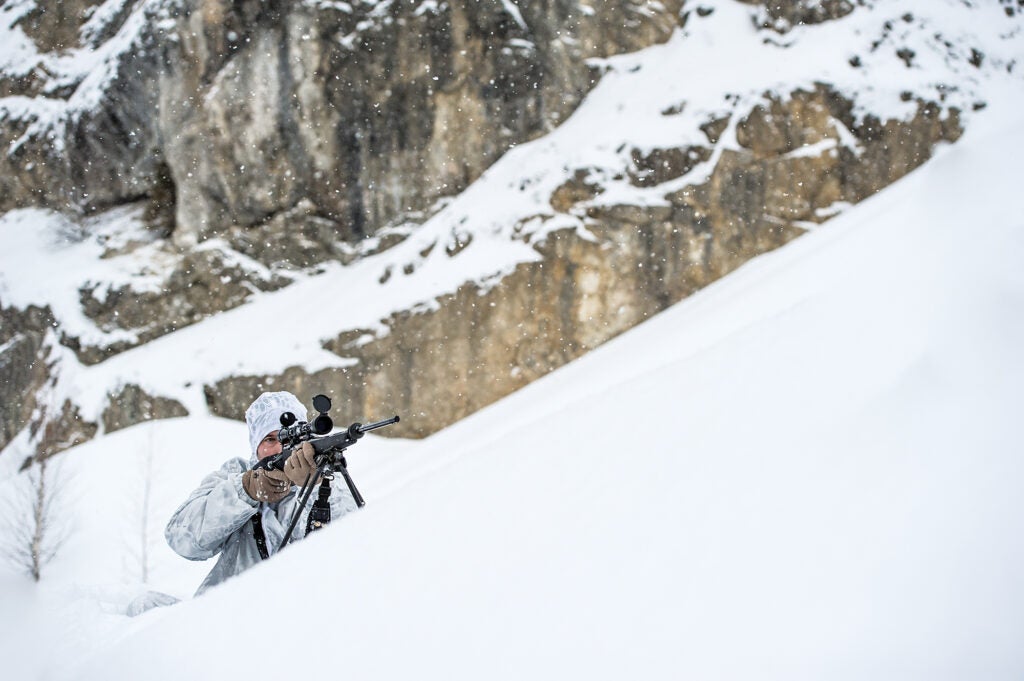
338;459;365;508
279;470;317;551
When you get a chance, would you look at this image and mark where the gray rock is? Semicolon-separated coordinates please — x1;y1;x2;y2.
102;384;189;434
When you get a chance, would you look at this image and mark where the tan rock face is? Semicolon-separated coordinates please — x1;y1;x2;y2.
205;214;797;438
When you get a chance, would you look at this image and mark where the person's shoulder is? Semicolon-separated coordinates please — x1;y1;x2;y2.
219;457;249;473
204;457;249;478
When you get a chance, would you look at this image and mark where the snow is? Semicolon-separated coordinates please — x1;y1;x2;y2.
500;0;528;31
0;205;170;347
1;0;1023;678
0;1;40;75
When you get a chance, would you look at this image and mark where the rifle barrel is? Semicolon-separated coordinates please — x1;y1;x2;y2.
254;415;400;470
358;415;400;433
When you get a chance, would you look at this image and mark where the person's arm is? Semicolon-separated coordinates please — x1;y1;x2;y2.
164;459;259;561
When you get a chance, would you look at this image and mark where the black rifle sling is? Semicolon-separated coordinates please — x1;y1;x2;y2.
250;511;270;560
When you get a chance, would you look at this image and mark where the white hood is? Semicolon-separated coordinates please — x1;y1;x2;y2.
243;391;308;460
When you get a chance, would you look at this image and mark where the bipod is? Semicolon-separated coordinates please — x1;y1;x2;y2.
335;451;366;508
278;453;366;552
280;469;323;550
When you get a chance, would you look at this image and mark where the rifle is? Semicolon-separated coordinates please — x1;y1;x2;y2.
251;393;399;550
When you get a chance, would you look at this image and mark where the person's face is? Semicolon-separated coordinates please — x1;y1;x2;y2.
256;430;282;460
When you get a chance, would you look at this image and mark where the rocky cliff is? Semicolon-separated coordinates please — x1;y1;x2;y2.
0;0;1014;461
2;0;684;240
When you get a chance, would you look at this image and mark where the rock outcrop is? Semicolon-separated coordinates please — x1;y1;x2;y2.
0;305;54;455
101;384;189;433
0;304;99;461
204;85;962;438
737;0;857;32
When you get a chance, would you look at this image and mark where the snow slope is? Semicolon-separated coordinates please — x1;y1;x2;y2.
2;67;1022;681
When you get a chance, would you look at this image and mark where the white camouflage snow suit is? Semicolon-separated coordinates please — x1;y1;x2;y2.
165;392;358;596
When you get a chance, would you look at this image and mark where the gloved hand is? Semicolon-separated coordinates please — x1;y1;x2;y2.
243;467;291;503
283;441;319;487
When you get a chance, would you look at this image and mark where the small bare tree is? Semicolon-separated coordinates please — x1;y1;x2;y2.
0;458;68;581
123;426;158;584
138;439;155;584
